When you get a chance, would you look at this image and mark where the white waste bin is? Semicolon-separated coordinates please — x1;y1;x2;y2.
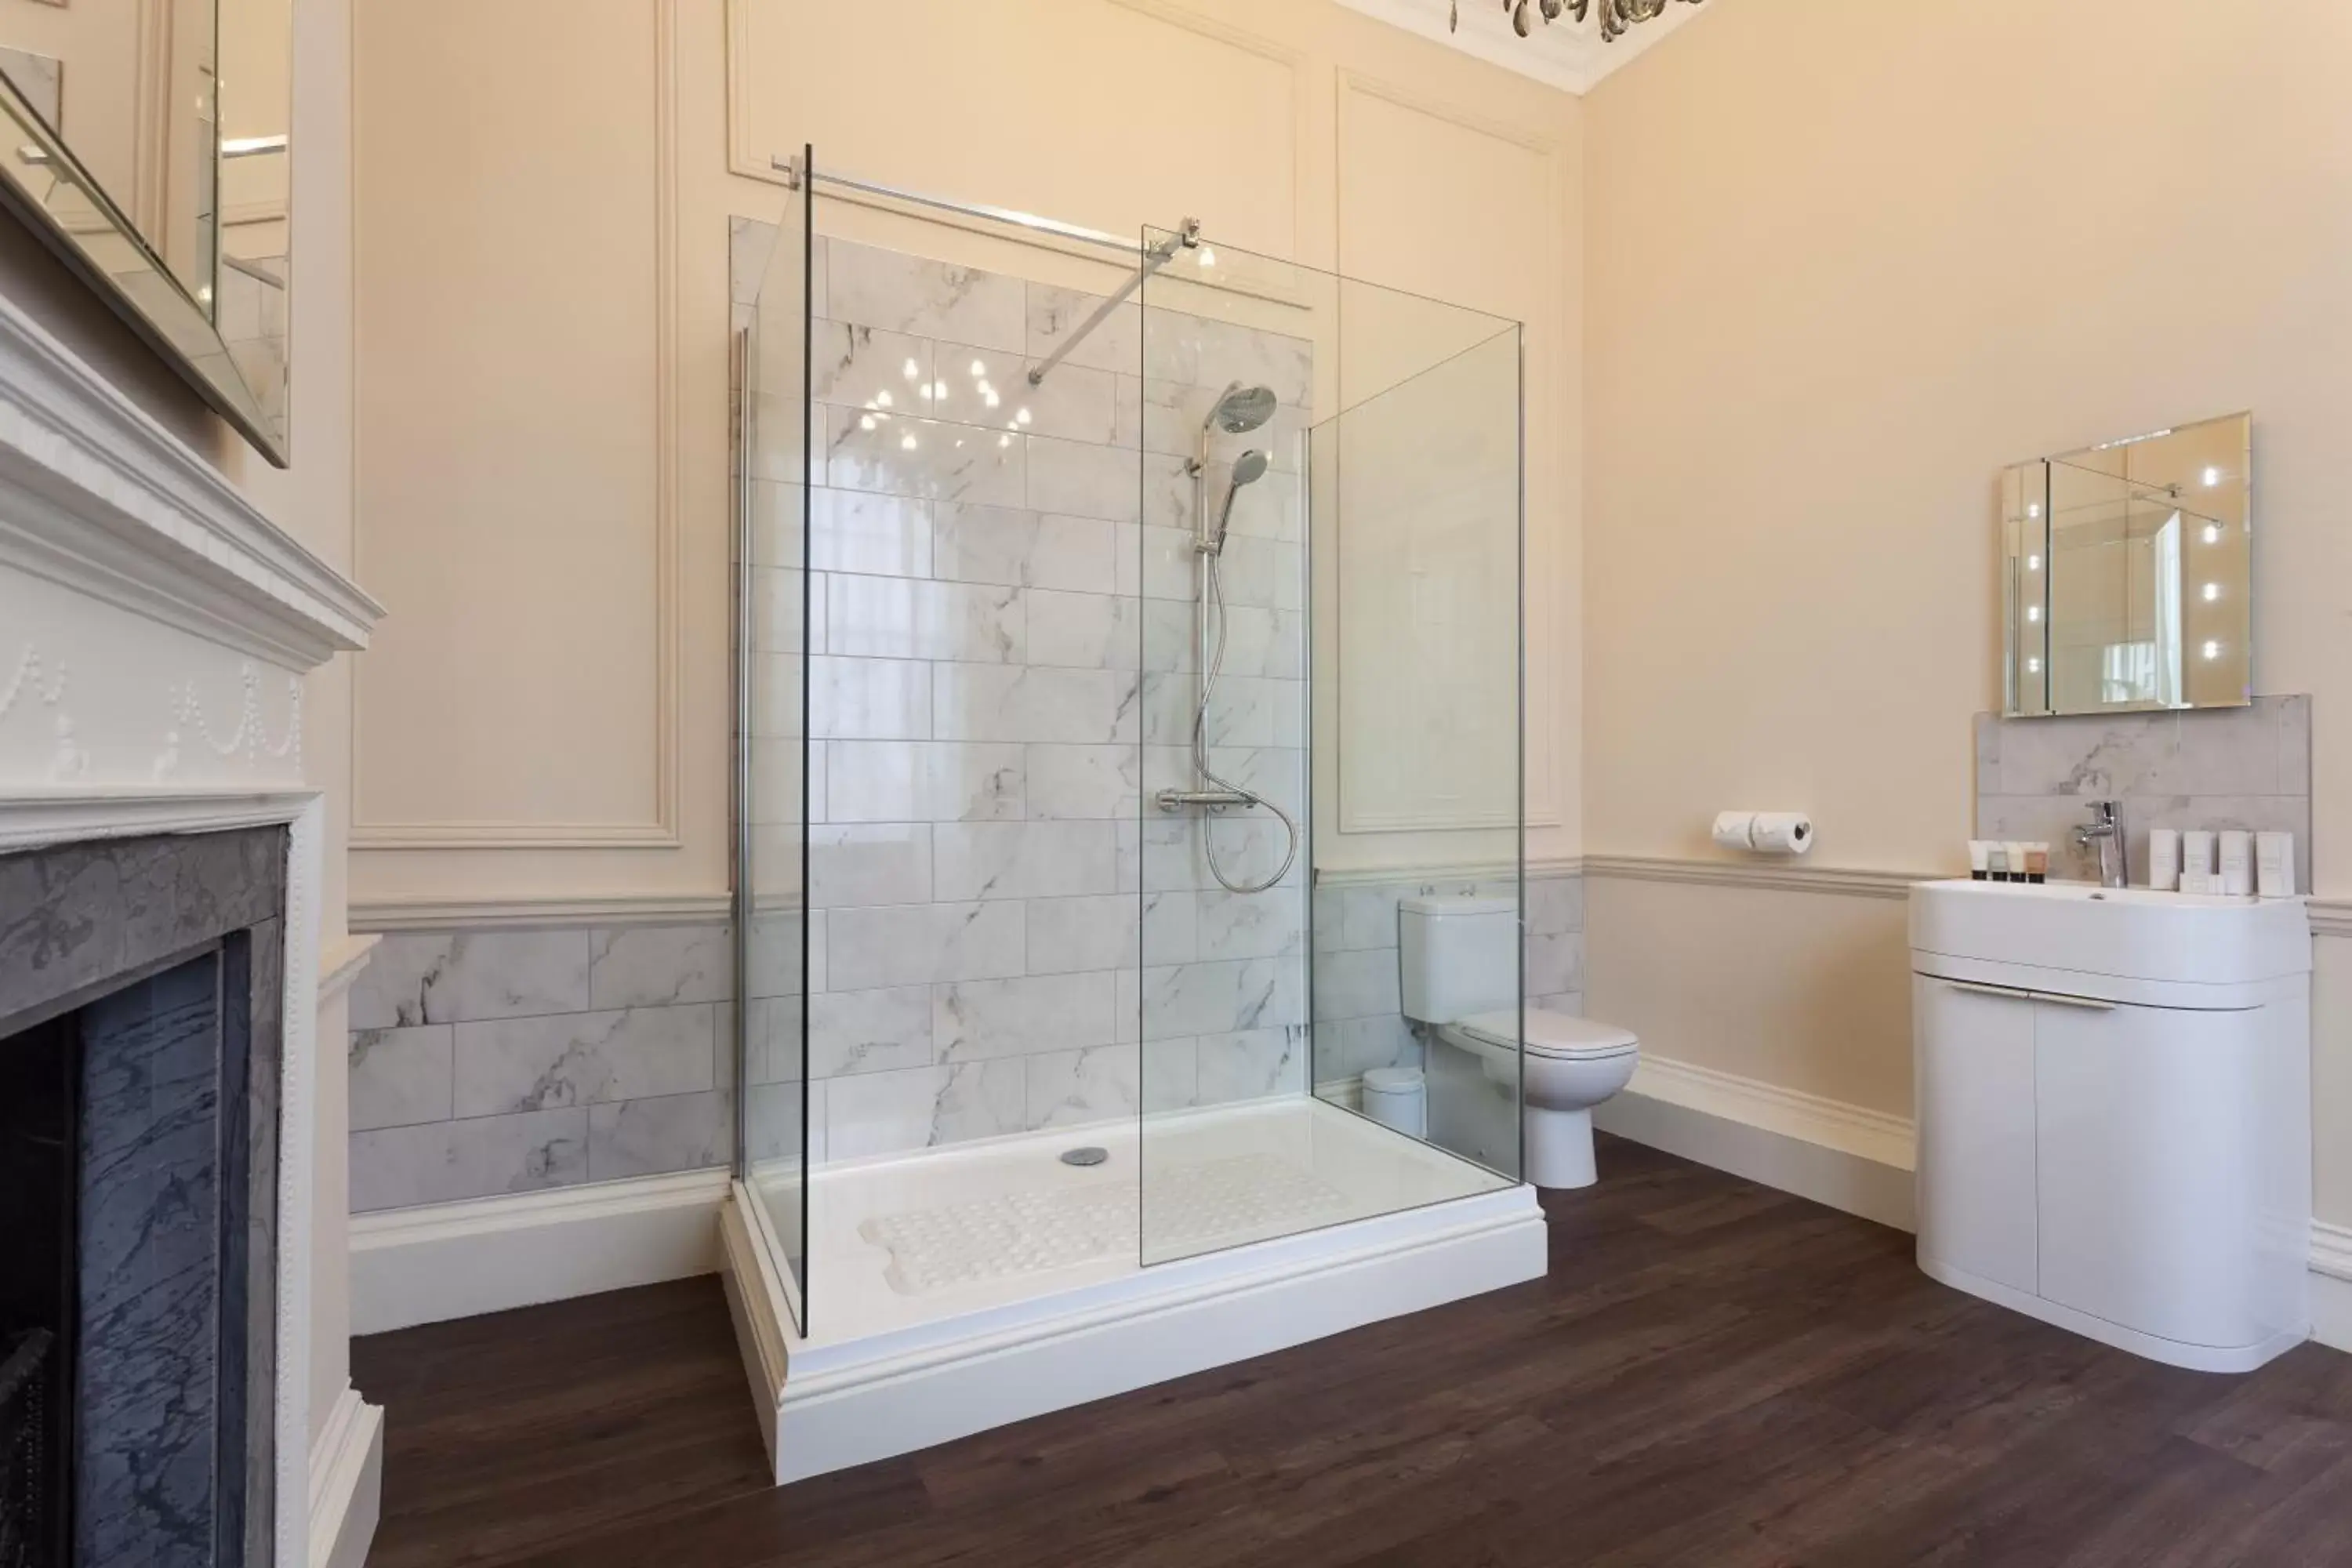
1361;1066;1427;1138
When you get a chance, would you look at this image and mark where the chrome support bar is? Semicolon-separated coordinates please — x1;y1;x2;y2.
1026;218;1198;387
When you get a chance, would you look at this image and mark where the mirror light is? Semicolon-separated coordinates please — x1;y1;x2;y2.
2028;503;2042;519
2203;583;2221;602
2203;640;2223;661
2202;524;2222;545
2203;466;2222;488
2027;657;2042;674
2027;605;2041;623
2027;554;2042;571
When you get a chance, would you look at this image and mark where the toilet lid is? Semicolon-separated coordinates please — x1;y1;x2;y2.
1455;1009;1639;1060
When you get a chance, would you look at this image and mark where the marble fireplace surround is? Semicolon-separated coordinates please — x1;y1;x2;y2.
0;287;380;1564
0;828;288;1566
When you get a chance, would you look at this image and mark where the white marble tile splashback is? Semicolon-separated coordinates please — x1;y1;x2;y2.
1973;697;2311;888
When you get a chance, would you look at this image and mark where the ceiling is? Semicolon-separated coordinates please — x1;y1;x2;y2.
1336;0;1715;96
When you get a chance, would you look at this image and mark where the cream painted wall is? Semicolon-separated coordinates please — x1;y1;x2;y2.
347;0;1586;916
1581;0;2352;1227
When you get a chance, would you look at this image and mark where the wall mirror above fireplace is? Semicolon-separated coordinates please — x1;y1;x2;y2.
2001;413;2252;718
0;0;292;464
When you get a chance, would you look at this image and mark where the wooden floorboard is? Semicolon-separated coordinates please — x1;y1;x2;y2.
352;1134;2352;1567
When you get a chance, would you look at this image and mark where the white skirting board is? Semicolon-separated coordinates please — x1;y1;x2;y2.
307;1385;383;1568
1597;1051;2352;1358
1592;1054;1917;1232
720;1181;1548;1485
350;1169;731;1334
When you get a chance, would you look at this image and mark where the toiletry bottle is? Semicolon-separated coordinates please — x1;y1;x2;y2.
2025;844;2049;884
2149;828;2180;893
1969;841;1991;881
1987;844;2010;882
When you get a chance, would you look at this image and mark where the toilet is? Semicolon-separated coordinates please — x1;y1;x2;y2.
1397;895;1639;1190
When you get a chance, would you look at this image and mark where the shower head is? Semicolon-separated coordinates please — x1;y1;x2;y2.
1206;383;1277;436
1210;449;1269;554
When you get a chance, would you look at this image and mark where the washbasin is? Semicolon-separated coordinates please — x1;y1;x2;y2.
1910;878;2310;993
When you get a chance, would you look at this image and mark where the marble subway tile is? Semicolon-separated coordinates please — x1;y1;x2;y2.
1196;1026;1307;1105
822;902;1025;991
746;995;804;1083
827;239;1026;352
1138;524;1196;602
1142;1036;1199;1112
348;930;592;1029
934;971;1119;1061
743;1079;820;1166
350;1106;588;1212
587;1091;731;1181
744;910;811;998
730;215;775;306
808;985;933;1076
932;505;1118;595
588;924;731;1009
1533;991;1587;1018
809;488;932;579
749;736;818;825
749;564;813;655
1142;957;1303;1041
348;1025;453;1132
1193;319;1313;409
933;820;1120;901
1214;532;1303;611
1138;599;1196;673
1525;931;1585;997
2156;702;2288;796
1313;947;1402;1022
1022;894;1141;976
810;822;933;909
1027;435;1140;523
1526;876;1585;936
933;664;1140;745
1027;284;1144;377
826;1060;1026;1160
452;1004;718;1117
825;408;1026;507
1196;815;1304;895
1338;881;1475;951
1138;672;1197;747
827;574;1022;663
811;655;931;740
827;739;1023;822
749;651;807;740
1024;744;1141;820
1026;1044;1141;1130
1025;589;1139;670
1312;887;1347;954
1194;888;1307;962
810;320;931;413
1334;1014;1420;1078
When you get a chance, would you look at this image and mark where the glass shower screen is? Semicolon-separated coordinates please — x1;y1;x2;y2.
734;148;814;1330
1136;229;1525;1268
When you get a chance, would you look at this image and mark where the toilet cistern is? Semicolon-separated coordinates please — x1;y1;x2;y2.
2074;800;2125;887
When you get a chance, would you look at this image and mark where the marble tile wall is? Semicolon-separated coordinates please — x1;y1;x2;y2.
1309;871;1587;1094
347;924;734;1211
1973;695;2312;887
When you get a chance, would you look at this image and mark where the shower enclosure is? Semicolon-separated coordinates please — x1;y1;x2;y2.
723;152;1538;1483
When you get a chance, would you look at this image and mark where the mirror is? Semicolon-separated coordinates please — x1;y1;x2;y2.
0;0;290;464
2002;413;2250;717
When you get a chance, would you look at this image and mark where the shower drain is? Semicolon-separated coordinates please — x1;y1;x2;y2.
1059;1146;1109;1167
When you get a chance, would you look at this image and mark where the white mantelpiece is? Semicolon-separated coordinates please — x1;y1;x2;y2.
0;286;383;1566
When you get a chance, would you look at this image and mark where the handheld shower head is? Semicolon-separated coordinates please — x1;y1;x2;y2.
1209;449;1269;554
1206;383;1276;436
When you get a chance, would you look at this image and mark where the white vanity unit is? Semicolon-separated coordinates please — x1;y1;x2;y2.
1910;880;2311;1372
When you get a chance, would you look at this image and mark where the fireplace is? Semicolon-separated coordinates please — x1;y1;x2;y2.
0;829;286;1568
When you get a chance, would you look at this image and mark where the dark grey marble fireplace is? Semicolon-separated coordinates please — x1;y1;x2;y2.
0;829;287;1568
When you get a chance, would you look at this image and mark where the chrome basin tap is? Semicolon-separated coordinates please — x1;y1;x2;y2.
2074;800;2126;888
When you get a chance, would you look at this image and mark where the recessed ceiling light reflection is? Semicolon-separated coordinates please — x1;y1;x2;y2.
2027;657;2042;674
2202;524;2222;544
903;358;920;380
2203;583;2221;601
1015;408;1033;426
858;415;875;432
971;359;986;377
918;384;934;400
900;433;918;451
934;380;950;400
2028;503;2042;519
874;390;893;408
984;390;1000;408
1198;248;1217;269
2027;605;2042;622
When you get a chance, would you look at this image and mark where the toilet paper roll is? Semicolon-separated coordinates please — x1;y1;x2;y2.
1711;811;1757;851
1750;813;1815;856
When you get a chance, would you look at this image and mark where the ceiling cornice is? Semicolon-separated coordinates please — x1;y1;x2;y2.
1336;0;1714;96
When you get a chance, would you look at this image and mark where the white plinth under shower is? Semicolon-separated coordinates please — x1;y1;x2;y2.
719;1098;1547;1483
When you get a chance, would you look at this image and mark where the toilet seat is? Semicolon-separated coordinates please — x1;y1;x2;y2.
1452;1008;1639;1061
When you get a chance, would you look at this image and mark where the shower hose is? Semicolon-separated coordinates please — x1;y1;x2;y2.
1192;548;1300;896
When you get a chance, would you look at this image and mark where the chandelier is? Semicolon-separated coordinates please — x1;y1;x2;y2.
1453;0;1704;41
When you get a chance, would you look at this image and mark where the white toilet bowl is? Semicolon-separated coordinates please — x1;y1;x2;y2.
1436;1010;1640;1190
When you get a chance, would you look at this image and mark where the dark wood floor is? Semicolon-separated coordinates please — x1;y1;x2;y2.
352;1135;2352;1567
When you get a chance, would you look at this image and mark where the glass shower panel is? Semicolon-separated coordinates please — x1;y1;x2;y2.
734;152;812;1330
1136;230;1521;1268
